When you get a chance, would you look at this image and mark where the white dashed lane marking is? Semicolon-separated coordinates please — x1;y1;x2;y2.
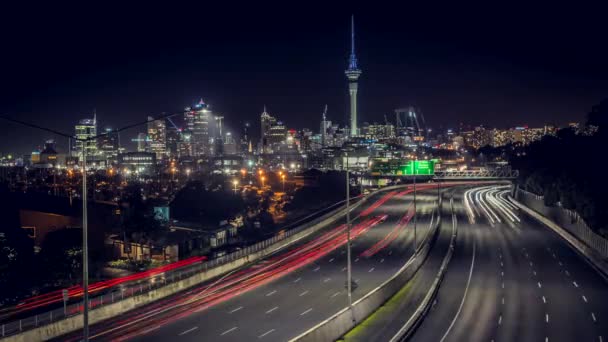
258;329;275;338
229;306;243;314
265;306;278;314
179;326;198;336
220;327;238;336
300;308;313;316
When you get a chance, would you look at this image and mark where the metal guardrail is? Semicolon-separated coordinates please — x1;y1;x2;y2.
518;189;608;259
0;198;357;338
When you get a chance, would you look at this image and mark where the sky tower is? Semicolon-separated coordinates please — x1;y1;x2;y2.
345;15;362;137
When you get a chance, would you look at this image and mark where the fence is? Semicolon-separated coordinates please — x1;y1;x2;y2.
517;188;608;259
0;197;358;338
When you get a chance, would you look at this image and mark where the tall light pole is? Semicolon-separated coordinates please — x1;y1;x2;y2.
345;152;353;317
413;155;417;251
81;146;90;341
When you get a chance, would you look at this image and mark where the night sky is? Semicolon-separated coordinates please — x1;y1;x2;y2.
1;2;607;154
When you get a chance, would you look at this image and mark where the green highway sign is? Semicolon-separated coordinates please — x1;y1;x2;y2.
400;160;435;176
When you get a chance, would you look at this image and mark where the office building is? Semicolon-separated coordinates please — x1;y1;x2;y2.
147;116;167;161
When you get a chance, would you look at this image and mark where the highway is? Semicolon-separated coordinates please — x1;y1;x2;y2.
410;185;608;342
55;185;443;341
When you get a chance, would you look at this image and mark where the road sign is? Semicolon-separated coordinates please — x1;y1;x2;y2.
401;160;435;175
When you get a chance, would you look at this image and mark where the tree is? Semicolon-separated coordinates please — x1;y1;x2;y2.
37;229;83;285
0;182;36;303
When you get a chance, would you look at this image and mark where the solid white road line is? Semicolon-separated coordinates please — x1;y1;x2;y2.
300;308;313;316
299;290;308;297
258;329;275;338
229;306;243;314
266;290;277;296
179;326;198;336
439;241;476;342
265;306;278;314
220;327;238;336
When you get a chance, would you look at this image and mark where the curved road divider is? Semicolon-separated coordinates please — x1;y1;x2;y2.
389;195;458;341
0;185;407;342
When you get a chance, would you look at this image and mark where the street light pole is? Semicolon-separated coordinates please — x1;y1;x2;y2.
413;156;417;251
81;145;89;341
345;153;353;317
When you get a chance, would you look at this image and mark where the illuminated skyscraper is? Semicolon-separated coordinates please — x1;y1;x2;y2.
260;106;276;153
345;16;362;137
73;113;98;158
98;127;119;164
147;116;167;161
184;99;210;157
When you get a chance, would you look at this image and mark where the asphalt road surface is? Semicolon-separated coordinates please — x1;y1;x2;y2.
56;185;443;341
411;185;608;342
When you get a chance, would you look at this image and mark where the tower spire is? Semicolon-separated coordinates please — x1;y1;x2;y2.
348;15;358;70
345;15;362;137
351;15;355;56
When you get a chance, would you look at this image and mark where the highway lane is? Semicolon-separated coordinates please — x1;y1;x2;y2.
56;186;441;341
411;185;608;342
132;191;438;342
